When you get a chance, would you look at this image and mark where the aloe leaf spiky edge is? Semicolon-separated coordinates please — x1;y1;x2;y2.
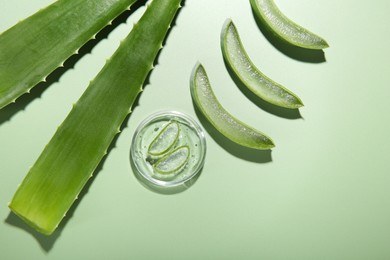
0;0;139;109
9;0;183;235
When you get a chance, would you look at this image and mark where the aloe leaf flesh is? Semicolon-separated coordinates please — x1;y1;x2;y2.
0;0;139;109
190;63;275;150
221;19;303;109
148;121;180;156
153;145;190;175
9;0;183;235
249;0;329;49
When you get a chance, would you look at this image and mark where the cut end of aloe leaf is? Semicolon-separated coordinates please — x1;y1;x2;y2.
190;62;275;150
221;19;304;109
250;0;329;50
8;202;56;235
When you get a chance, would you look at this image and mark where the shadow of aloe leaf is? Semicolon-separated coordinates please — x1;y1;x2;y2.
4;212;60;252
193;104;272;163
223;59;303;119
250;7;326;63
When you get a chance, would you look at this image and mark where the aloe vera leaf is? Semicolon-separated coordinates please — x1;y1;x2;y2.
148;121;180;156
0;0;139;109
9;0;183;235
249;0;329;49
190;63;275;150
153;145;190;175
221;19;303;109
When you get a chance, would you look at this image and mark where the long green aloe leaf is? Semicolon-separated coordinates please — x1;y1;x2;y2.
0;0;139;109
9;0;182;235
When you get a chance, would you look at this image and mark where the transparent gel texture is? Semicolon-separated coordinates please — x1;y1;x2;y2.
153;146;190;174
148;121;179;155
131;111;206;187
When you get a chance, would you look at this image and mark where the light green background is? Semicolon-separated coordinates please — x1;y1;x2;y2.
1;0;389;259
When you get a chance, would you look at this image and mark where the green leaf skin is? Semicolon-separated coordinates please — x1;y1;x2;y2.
9;0;183;235
0;0;139;109
249;0;329;49
221;19;303;109
190;63;275;150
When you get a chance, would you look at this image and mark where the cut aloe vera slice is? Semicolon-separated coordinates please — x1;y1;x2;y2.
250;0;329;49
221;19;303;109
148;121;180;156
0;0;139;109
190;63;274;150
153;146;190;175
